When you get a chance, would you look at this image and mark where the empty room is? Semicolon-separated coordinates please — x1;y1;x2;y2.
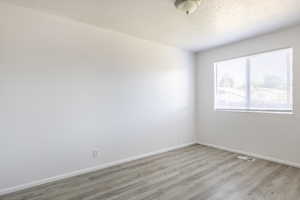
1;0;300;199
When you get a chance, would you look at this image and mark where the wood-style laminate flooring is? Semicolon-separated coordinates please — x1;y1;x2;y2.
1;144;300;200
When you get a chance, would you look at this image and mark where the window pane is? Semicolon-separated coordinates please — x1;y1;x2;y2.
215;58;247;109
249;49;292;111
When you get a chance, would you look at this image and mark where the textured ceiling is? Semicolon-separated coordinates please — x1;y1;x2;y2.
2;0;300;51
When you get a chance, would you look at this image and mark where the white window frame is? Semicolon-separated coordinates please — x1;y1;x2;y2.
214;48;293;114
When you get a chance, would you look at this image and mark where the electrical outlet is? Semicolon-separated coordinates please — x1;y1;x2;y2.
92;149;100;159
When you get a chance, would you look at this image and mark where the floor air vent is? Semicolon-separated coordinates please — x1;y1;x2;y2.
237;155;256;162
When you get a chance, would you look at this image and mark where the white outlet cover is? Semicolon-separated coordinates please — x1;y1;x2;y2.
92;150;100;158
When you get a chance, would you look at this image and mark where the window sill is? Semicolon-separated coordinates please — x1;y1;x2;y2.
214;109;294;115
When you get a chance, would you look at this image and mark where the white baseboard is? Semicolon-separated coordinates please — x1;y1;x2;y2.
0;142;196;196
197;141;300;169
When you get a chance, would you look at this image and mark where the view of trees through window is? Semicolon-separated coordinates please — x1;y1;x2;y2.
214;48;293;112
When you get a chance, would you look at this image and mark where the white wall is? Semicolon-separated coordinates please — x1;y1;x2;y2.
196;26;300;165
0;3;196;191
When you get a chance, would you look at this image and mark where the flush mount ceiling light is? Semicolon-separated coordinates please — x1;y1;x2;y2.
175;0;202;15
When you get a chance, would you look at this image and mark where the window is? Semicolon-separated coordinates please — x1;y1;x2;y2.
214;48;293;113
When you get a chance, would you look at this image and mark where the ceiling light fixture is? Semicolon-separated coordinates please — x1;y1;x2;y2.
175;0;202;15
